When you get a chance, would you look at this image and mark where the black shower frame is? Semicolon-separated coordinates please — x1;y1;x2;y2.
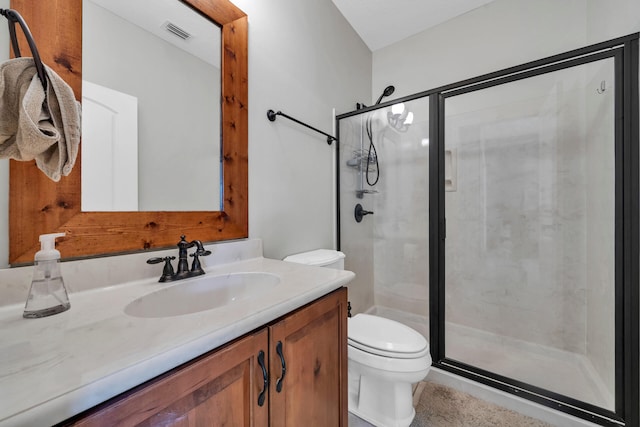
335;33;639;426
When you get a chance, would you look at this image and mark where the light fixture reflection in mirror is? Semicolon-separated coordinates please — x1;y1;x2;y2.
82;0;222;212
387;103;414;132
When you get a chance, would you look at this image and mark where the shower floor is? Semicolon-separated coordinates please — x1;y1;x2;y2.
365;305;614;411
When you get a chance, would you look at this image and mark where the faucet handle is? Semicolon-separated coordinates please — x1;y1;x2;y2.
147;256;176;282
189;248;211;276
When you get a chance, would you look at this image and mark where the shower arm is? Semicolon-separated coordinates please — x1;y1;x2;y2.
267;109;337;145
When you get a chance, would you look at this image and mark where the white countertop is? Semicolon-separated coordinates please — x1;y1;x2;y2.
0;256;354;426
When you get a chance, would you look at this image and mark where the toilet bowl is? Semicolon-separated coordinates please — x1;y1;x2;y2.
348;313;431;427
284;249;432;427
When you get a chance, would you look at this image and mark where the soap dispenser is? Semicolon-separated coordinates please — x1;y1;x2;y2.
23;233;71;318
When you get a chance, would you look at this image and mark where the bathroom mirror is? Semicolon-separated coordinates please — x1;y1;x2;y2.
8;0;248;264
82;0;221;212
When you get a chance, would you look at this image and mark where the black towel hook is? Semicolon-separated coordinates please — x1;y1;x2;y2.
0;8;47;90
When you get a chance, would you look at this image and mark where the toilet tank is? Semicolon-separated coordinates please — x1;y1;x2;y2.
283;249;345;270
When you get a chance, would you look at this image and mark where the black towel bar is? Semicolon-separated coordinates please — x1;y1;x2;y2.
267;109;337;145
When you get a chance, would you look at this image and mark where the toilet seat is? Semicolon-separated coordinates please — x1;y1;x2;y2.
348;314;429;359
349;343;432;375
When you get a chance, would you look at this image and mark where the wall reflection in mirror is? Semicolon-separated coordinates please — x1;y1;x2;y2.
82;0;222;211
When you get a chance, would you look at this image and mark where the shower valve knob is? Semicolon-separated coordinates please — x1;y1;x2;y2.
355;204;374;223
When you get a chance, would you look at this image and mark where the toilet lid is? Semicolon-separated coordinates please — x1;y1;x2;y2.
283;249;345;266
348;314;429;358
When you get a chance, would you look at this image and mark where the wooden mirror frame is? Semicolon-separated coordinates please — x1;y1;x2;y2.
9;0;248;264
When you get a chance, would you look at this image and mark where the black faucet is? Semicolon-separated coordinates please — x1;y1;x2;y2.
146;235;212;282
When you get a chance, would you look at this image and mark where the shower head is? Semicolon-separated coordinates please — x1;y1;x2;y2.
374;85;395;105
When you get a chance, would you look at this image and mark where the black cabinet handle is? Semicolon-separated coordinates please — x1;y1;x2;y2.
257;350;268;406
275;341;286;393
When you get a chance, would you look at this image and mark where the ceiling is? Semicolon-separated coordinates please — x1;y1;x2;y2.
88;0;220;66
331;0;496;51
90;0;494;62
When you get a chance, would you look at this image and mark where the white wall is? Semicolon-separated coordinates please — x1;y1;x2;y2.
372;0;640;99
231;0;371;260
0;0;371;267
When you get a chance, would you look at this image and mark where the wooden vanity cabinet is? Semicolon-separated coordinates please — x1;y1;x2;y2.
68;328;270;427
269;287;348;426
63;287;347;427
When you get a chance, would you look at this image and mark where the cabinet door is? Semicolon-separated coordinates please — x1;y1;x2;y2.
70;328;269;427
269;287;348;427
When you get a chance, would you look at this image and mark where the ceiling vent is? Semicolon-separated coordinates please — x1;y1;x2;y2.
163;21;192;40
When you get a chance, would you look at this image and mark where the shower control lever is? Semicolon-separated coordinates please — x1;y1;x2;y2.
355;204;374;223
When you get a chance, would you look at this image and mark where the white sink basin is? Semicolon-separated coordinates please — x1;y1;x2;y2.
124;272;282;318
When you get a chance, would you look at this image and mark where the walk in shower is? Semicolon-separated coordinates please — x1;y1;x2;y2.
336;34;638;426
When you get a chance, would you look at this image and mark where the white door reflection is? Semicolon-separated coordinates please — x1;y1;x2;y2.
81;81;138;211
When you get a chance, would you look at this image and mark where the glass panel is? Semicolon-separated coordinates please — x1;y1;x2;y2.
444;57;616;410
339;97;430;339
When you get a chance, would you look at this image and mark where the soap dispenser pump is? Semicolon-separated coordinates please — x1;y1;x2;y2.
23;233;70;318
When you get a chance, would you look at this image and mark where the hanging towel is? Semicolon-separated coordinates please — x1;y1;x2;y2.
0;57;81;182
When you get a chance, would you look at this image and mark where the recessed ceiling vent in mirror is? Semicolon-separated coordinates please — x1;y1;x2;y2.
163;21;191;40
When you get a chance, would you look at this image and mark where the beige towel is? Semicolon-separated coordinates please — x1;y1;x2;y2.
0;57;81;182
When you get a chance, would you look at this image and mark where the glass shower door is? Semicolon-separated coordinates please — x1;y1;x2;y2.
337;97;430;338
443;56;616;410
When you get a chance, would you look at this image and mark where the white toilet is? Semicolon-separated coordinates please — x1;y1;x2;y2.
284;249;432;427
